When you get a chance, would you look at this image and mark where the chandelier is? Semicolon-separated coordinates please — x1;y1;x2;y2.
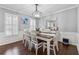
32;4;42;18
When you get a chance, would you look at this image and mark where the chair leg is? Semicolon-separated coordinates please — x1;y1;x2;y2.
53;46;56;55
23;39;24;43
29;41;32;50
56;43;59;52
35;45;38;55
43;44;45;52
24;40;27;47
36;48;38;55
23;34;25;43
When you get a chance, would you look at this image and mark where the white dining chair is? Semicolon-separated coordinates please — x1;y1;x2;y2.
30;32;43;55
23;30;32;50
43;39;56;55
43;33;59;55
23;32;26;45
22;29;28;43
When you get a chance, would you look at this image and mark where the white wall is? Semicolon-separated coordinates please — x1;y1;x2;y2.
39;8;78;46
77;6;79;54
77;6;79;32
0;8;5;32
39;8;77;33
55;8;77;32
53;8;78;46
0;7;27;46
0;8;24;32
39;18;46;29
57;8;77;46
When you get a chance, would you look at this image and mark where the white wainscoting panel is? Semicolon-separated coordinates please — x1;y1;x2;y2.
0;31;23;46
60;32;77;45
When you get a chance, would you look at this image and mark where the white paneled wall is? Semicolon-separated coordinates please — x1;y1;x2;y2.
60;32;77;45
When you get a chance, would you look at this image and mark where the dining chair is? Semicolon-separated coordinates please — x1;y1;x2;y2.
43;32;59;55
51;30;59;51
23;30;31;50
43;39;56;55
22;29;28;43
30;32;43;55
22;30;26;44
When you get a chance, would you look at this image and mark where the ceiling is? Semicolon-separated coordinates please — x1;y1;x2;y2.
0;4;77;16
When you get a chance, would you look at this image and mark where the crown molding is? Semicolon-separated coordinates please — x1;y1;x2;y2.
53;5;78;14
43;5;78;17
0;5;29;16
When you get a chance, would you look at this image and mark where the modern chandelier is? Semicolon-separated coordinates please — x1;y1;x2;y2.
32;4;42;18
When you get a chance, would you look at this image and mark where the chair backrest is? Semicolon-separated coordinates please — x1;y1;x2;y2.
23;29;31;41
30;32;37;44
55;30;60;41
51;31;59;46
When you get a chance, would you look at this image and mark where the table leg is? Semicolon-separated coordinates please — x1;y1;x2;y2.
47;41;50;55
56;41;59;51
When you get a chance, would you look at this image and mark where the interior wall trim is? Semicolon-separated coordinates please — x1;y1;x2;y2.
43;5;78;17
53;5;78;14
0;5;28;16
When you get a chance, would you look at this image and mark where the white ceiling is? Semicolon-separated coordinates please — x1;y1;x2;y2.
0;4;77;16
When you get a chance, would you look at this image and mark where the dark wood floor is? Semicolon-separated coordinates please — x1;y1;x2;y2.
0;41;78;55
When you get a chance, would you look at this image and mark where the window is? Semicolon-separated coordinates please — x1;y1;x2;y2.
29;19;36;31
5;13;18;35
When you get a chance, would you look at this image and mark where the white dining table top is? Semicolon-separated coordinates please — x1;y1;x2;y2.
36;36;53;41
39;32;56;37
36;32;56;41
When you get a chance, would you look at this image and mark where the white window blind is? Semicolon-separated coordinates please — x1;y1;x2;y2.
5;13;18;35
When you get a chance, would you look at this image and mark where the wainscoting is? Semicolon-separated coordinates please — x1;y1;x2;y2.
60;32;79;54
60;32;77;45
0;31;23;46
